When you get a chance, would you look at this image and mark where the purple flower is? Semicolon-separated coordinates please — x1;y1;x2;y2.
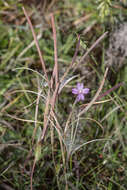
72;83;89;102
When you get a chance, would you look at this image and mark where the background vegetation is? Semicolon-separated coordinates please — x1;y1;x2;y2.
0;0;127;189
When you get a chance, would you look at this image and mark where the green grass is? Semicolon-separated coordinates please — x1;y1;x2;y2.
0;0;127;190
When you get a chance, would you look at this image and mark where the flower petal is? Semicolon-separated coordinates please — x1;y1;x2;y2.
77;83;83;90
72;88;78;94
77;94;84;101
80;94;85;100
82;88;90;94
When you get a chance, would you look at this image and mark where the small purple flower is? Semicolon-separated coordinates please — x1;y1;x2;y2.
72;83;89;102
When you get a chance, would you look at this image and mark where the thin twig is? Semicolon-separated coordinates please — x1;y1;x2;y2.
71;138;113;155
73;32;108;72
51;13;59;86
79;31;108;64
60;35;80;83
40;89;51;142
50;13;60;110
96;82;124;101
22;7;50;86
32;76;42;145
17;33;42;59
30;158;36;190
6;113;43;124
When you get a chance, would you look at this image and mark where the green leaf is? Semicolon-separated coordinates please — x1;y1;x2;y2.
35;143;42;162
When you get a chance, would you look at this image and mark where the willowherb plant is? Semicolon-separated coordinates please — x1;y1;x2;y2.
22;6;123;190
